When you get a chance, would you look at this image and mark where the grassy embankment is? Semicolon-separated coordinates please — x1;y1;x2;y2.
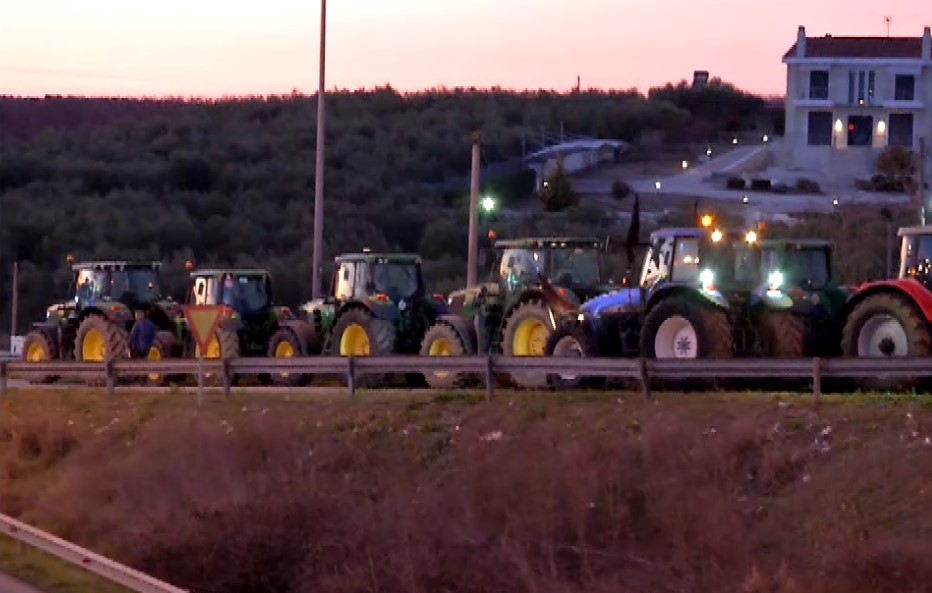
3;386;932;593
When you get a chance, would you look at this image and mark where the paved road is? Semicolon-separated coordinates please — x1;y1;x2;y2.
0;571;46;593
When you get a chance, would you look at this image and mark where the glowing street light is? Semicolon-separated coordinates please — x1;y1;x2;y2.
732;137;738;145
742;195;749;204
654;180;662;191
682;160;689;170
762;134;769;143
832;198;839;207
480;195;496;213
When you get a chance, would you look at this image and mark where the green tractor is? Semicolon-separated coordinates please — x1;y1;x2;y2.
419;236;609;389
181;265;295;383
265;251;448;387
22;257;181;384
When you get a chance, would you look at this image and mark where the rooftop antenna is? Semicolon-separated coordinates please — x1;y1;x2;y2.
884;16;891;37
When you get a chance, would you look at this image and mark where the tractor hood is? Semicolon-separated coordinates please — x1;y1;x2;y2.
580;288;641;318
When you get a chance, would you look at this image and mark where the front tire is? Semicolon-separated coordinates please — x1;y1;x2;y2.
757;311;806;357
544;325;600;389
841;293;931;392
22;329;59;384
267;328;310;387
640;298;733;360
331;308;396;389
419;322;472;389
75;315;128;386
500;299;553;389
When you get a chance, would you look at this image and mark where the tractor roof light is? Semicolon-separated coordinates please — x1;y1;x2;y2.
746;230;757;244
701;214;713;228
711;229;723;243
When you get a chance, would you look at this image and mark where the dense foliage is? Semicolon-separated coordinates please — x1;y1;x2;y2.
0;83;772;336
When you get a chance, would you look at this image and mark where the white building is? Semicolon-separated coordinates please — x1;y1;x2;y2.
525;139;629;189
782;25;932;175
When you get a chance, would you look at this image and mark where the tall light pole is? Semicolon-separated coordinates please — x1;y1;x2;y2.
311;0;327;299
466;132;481;286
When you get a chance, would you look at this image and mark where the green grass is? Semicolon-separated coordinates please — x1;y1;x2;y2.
0;534;130;593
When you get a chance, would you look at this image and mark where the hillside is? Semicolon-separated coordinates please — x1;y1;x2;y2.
3;388;932;593
0;82;771;332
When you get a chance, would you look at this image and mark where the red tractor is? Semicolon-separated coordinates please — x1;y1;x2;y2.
840;225;932;390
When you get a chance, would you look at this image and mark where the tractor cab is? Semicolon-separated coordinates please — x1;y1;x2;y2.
188;268;273;317
330;252;426;306
897;226;932;289
71;260;163;311
759;239;834;293
492;237;605;305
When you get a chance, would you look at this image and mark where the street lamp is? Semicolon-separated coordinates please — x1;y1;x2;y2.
311;0;327;299
481;195;496;213
654;180;662;191
742;195;749;205
682;160;688;170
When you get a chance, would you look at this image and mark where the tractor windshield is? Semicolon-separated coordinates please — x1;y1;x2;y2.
763;247;830;289
550;247;602;287
371;262;421;301
111;269;161;306
900;233;932;284
220;275;270;314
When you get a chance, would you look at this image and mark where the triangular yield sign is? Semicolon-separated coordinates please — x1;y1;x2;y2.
183;305;226;355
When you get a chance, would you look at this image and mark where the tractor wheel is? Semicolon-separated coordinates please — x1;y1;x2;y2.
500;299;553;389
143;332;176;387
544;325;600;390
331;308;396;389
841;293;932;392
22;329;59;384
640;297;732;360
75;315;129;386
419;322;472;389
267;328;311;387
757;311;806;357
194;327;240;386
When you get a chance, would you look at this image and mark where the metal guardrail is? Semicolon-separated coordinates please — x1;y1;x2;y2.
3;355;932;400
0;513;188;593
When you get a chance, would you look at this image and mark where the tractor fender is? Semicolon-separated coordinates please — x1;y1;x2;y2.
646;285;729;314
277;319;322;354
839;279;932;324
502;288;549;324
337;300;401;322
432;314;478;353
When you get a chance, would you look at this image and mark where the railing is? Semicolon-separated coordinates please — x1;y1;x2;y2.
3;356;932;402
0;513;188;593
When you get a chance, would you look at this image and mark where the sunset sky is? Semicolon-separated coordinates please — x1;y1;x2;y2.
1;0;929;98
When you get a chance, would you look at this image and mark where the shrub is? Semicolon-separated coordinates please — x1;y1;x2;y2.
610;180;632;201
726;176;745;190
750;178;772;191
795;178;821;193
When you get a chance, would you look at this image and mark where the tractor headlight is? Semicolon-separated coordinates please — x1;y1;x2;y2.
768;270;784;291
699;268;714;290
577;313;585;322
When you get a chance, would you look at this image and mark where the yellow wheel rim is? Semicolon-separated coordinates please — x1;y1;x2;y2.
274;340;294;378
26;341;47;362
512;319;549;356
340;323;370;356
195;337;221;359
275;341;295;357
147;345;161;383
428;338;452;356
82;327;106;362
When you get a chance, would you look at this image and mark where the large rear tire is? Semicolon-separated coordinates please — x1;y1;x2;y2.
144;331;176;387
331;308;396;389
22;329;59;384
500;299;553;389
757;311;806;357
544;325;600;389
267;328;311;387
75;315;128;386
841;293;932;392
640;298;732;360
419;321;471;389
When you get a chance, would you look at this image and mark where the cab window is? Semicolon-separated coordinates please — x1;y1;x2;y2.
334;262;355;301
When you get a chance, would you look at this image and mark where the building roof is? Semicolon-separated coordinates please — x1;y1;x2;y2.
783;36;923;60
524;139;629;164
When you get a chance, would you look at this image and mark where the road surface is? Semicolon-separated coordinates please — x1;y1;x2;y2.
0;571;46;593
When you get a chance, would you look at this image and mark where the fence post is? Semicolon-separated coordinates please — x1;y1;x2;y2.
347;356;356;398
485;355;494;400
105;360;115;397
812;357;822;407
222;359;232;399
0;360;7;397
639;357;652;400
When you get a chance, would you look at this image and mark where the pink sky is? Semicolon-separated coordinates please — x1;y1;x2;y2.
0;0;929;98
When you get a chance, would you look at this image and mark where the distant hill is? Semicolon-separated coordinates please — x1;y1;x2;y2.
0;83;773;332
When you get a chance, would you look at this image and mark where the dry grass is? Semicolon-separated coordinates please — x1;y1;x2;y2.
3;388;932;593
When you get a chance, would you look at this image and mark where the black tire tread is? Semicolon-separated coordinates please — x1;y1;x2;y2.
267;328;311;387
22;329;59;384
499;298;552;388
419;321;470;389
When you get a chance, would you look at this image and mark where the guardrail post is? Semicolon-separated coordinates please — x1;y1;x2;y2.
812;357;822;407
222;359;232;399
105;360;115;397
639;357;652;401
0;360;7;397
347;356;356;398
485;355;494;400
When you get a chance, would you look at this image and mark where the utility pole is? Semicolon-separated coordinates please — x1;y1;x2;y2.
311;0;327;299
466;132;481;287
920;137;927;223
10;260;18;337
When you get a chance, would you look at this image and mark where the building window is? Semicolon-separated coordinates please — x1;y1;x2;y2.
809;71;829;100
847;115;873;147
895;75;916;101
850;69;876;105
889;114;914;147
807;111;833;146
